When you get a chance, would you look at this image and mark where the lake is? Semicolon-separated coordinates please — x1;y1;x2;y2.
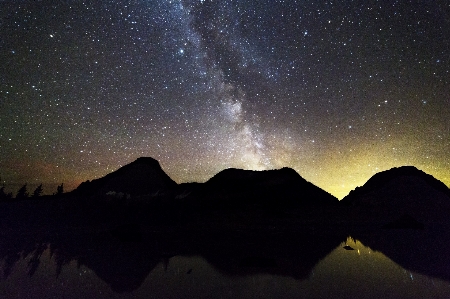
2;236;449;299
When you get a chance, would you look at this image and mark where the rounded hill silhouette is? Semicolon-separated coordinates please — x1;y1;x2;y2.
201;167;338;207
341;166;450;222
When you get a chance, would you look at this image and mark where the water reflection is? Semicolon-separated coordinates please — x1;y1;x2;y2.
2;237;450;299
2;199;450;298
0;228;347;293
352;228;450;282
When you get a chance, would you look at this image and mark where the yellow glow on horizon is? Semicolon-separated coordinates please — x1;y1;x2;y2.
297;137;450;199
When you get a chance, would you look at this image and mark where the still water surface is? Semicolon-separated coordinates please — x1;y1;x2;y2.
1;238;449;299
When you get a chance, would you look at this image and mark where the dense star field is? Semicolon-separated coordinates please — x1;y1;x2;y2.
0;0;449;198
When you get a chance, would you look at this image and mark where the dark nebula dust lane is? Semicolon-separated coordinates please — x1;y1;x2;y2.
0;0;449;198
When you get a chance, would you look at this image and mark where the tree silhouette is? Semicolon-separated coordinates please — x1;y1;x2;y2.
0;177;6;202
0;186;12;202
16;184;29;200
56;183;64;195
32;184;43;198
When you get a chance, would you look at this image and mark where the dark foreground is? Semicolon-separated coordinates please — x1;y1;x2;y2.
1;194;450;297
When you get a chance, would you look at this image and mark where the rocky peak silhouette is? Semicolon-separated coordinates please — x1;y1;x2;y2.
73;157;177;196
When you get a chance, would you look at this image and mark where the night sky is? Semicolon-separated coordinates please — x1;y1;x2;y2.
1;0;449;198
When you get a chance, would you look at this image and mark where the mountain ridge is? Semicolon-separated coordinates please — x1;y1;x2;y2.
70;158;450;208
69;157;339;208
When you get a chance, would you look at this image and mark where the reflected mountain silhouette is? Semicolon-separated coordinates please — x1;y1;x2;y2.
0;186;349;292
0;205;346;292
187;230;346;279
49;232;161;293
353;228;450;282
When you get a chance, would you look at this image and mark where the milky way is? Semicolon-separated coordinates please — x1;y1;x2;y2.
1;0;449;198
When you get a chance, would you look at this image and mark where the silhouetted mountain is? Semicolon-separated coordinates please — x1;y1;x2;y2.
195;167;338;208
72;157;177;197
341;166;450;223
